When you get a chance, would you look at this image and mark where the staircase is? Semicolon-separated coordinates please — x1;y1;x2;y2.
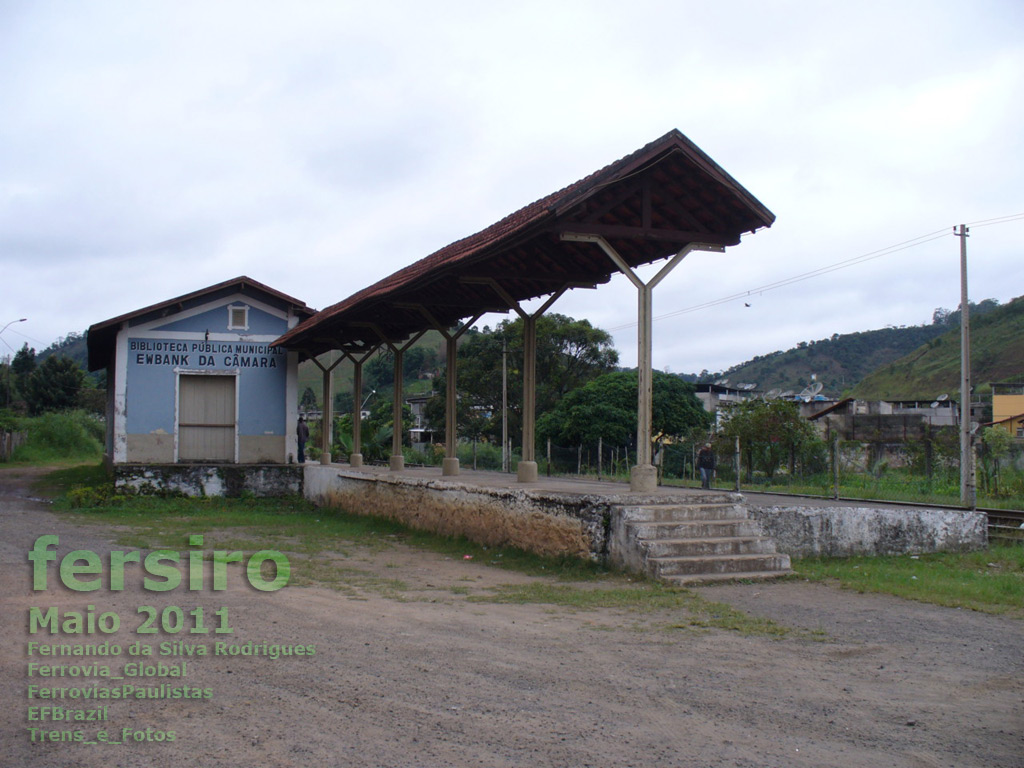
609;494;792;585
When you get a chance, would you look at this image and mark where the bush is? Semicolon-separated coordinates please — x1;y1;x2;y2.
11;410;104;463
457;440;504;470
66;484;119;508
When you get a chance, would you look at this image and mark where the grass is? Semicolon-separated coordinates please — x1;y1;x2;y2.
3;410;104;464
41;464;615;580
35;464;1024;625
794;546;1024;617
38;464;795;636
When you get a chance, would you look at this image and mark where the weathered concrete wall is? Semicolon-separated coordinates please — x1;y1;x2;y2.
116;464;302;497
125;433;175;463
747;503;987;558
303;467;988;563
238;435;287;464
304;467;614;558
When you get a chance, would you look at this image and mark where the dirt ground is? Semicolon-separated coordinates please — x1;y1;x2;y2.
1;467;1022;768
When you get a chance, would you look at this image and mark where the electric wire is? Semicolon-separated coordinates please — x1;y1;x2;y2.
608;214;1024;331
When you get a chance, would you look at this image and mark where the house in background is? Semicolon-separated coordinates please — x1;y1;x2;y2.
87;276;314;468
991;387;1024;438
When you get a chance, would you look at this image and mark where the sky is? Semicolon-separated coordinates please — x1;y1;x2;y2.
2;1;1022;379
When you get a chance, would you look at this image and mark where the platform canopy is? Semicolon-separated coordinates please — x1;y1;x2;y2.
274;129;774;356
275;129;774;489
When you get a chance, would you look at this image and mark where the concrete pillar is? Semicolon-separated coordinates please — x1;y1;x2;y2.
631;282;657;491
443;335;460;476
320;366;333;465
461;278;568;485
558;233;724;493
350;360;363;467
390;348;405;471
518;314;539;482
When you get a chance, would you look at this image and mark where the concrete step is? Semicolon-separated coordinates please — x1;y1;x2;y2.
617;503;746;522
627;519;762;539
650;553;792;577
661;569;794;586
642;536;778;558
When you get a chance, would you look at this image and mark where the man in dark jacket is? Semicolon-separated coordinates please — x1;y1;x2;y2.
697;443;716;489
297;415;310;463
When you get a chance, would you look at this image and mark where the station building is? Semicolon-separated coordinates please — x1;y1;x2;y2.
87;277;314;467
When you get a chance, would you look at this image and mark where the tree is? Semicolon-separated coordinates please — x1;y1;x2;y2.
0;359;12;409
979;426;1012;496
299;386;318;410
23;355;86;415
11;343;36;402
332;398;414;461
449;314;619;444
333;391;354;416
364;352;395;391
537;370;711;453
719;399;823;481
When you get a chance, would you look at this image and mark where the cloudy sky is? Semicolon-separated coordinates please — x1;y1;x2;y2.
2;1;1022;377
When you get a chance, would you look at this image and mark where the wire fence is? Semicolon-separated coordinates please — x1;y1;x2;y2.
536;436;1024;512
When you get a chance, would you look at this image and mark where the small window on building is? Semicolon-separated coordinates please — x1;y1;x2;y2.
228;305;249;330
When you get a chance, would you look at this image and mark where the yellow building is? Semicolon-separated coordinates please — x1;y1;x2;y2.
991;392;1024;438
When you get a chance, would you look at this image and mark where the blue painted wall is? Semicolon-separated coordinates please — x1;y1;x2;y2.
124;299;290;440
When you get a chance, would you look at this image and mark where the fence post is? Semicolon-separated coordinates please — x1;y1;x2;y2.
597;436;603;480
734;437;740;492
832;433;840;500
546;438;551;477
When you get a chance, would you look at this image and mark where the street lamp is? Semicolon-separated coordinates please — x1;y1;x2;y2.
1;318;27;337
360;389;376;412
1;318;28;409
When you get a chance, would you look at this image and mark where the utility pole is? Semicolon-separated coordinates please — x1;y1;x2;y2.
501;337;508;473
955;224;976;508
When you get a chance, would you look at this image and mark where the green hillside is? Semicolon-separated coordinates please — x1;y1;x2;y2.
296;331;445;409
712;324;948;397
852;295;1024;400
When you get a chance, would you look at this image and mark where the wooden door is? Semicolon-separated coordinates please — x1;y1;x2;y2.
178;375;236;462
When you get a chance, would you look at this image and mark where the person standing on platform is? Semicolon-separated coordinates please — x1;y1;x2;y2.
297;414;310;463
697;443;716;489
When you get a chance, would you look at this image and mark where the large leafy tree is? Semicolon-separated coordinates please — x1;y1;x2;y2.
719;398;823;480
23;355;86;415
425;314;619;444
537;370;711;451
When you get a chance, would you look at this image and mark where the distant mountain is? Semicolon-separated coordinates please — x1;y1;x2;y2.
852;295;1024;400
33;331;102;385
685;299;1005;398
36;332;90;369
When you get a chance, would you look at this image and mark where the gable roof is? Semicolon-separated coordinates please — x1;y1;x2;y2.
87;276;314;371
276;129;774;357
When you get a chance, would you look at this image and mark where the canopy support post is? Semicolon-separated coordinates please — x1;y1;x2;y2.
341;346;378;467
361;325;428;472
306;351;346;465
412;309;482;476
561;233;724;492
462;278;586;482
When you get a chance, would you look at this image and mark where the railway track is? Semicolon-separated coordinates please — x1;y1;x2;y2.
984;507;1024;542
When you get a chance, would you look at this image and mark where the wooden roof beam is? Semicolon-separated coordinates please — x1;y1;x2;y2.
551;223;738;246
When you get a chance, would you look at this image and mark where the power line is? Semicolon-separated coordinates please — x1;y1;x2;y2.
965;212;1024;229
608;214;1024;331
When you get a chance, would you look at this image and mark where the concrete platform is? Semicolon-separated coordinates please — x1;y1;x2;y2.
302;462;988;563
306;462;724;499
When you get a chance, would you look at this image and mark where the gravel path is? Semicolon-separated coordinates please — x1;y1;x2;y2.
2;467;1021;768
